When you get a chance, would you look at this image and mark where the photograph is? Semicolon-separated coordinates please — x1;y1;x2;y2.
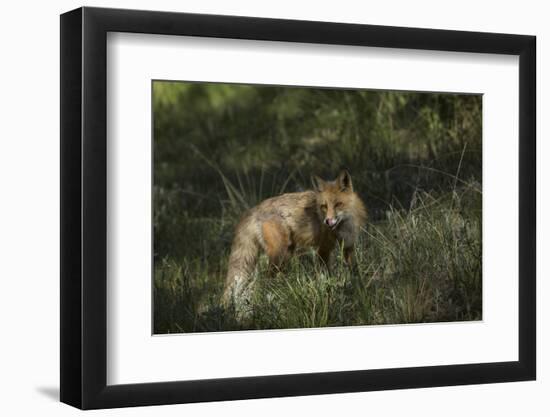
152;81;483;334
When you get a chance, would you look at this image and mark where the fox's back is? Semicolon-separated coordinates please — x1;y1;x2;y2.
250;191;322;249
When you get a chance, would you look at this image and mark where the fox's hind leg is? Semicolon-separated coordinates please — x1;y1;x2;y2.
261;219;292;273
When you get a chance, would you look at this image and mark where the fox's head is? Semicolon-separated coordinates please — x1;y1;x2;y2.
312;170;356;230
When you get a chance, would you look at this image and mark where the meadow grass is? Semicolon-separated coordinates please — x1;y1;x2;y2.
153;184;481;334
152;84;482;333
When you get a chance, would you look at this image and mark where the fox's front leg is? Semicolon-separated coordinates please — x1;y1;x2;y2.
317;240;335;272
344;245;354;266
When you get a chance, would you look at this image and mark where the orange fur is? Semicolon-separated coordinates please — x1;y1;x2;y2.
262;220;291;269
222;170;367;309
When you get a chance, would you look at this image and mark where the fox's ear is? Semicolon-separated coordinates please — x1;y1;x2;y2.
311;175;325;192
337;170;353;192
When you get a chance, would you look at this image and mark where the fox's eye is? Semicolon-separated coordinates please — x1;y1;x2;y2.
320;204;327;212
335;202;343;209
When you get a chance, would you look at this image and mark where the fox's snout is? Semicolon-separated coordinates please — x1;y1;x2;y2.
324;217;338;227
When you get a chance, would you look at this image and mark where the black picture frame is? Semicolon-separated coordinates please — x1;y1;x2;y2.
60;6;536;410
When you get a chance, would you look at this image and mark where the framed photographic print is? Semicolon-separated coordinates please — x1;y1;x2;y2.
60;6;536;409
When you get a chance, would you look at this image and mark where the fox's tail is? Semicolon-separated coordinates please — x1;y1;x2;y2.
222;215;260;309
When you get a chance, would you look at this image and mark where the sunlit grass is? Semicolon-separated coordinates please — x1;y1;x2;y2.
151;83;482;334
153;186;481;334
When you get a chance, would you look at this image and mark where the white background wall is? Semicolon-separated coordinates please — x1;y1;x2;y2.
0;0;546;415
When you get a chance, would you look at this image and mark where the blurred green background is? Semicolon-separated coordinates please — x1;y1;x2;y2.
153;81;482;333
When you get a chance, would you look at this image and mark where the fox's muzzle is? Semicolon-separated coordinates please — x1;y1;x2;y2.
325;217;338;227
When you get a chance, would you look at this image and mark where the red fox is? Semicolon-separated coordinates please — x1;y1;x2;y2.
222;170;367;307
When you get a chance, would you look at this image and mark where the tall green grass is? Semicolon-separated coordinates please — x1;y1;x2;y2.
153;184;481;333
152;83;482;334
